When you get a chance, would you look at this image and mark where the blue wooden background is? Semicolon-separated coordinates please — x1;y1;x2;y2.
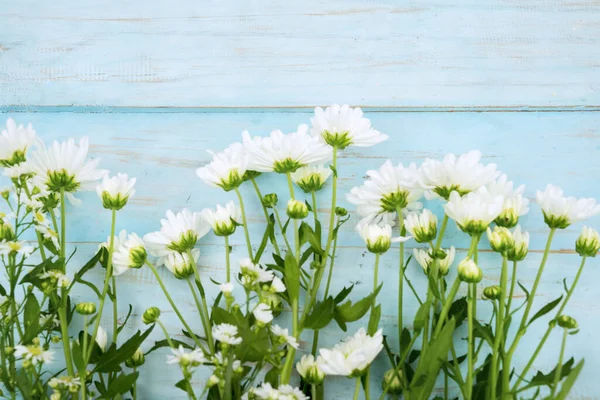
1;1;600;398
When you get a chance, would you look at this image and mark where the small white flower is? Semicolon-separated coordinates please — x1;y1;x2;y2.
296;354;326;384
278;385;308;400
404;209;438;243
29;137;108;198
291;164;332;192
143;209;210;258
487;174;529;228
112;231;147;276
35;225;59;249
536;184;600;229
14;344;53;365
347;160;423;222
268;276;286;293
253;303;273;325
457;258;482;283
96;326;108;351
240;258;274;287
576;225;600;257
40;270;71;288
413;246;455;276
3;162;35;180
356;215;411;254
196;142;248;191
219;282;234;296
0;118;37;165
96;173;136;211
443;187;504;235
163;249;199;279
166;345;206;367
0;241;34;257
242;125;331;173
212;323;243;346
0;211;14;225
311;104;388;149
48;376;81;391
252;383;280;400
420;150;500;200
507;225;529;262
39;314;60;328
201;201;242;236
270;324;299;349
318;328;383;377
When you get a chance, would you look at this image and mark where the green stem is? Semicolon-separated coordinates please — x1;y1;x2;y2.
286;172;300;263
224;235;231;283
433;277;461;338
60;189;66;260
187;279;214;354
396;206;405;351
235;188;253;260
112;276;118;341
85;209;116;364
323;219;339;299
251;177;280;256
467;283;475;399
435;214;449;249
372;254;381;313
353;377;361;400
145;261;206;352
489;256;508;399
505;260;518;315
81;316;89;400
273;207;293;252
132;367;137;400
550;328;568;397
311;385;317;400
156;320;176;348
311;191;319;226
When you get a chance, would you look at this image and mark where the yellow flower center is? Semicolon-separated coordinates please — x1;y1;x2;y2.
8;242;21;251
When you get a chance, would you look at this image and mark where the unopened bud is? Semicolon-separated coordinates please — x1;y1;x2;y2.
335;207;348;217
76;302;97;315
142;307;161;324
556;315;578;330
487;226;515;254
458;258;482;283
262;193;278;208
125;347;145;368
483;285;502;301
576;226;600;257
286;199;309;219
382;368;403;395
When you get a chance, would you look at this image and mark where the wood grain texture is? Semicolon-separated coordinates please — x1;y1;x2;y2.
1;111;599;397
1;0;600;107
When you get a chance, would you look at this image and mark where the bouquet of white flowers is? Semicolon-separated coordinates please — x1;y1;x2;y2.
0;106;597;399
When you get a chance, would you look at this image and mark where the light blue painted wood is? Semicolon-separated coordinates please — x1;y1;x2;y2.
1;111;599;397
1;0;600;107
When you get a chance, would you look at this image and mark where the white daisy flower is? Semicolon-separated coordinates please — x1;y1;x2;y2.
0;241;34;257
290;164;332;192
143;209;210;258
311;104;388;149
486;174;529;228
163;249;200;279
3;162;35;179
536;184;600;229
296;354;326;384
270;324;299;349
253;303;274;325
39;270;71;288
443;187;504;235
212;323;243;346
166;345;206;367
48;376;81;391
240;258;274;288
267;276;286;293
39;314;60;328
420;150;500;200
242;125;331;173
111;231;147;276
14;344;53;365
29;137;108;202
252;383;280;400
347;160;423;222
413;246;455;276
356;215;412;254
0;118;37;166
196;142;248;191
404;209;437;243
35;225;60;249
219;282;234;296
96;173;136;211
201;201;242;237
318;328;383;377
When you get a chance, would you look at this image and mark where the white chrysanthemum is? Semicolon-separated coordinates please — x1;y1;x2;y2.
318;328;383;377
39;314;60;328
163;249;200;279
576;225;600;257
356;215;412;254
536;184;600;229
96;173;136;211
270;324;299;349
240;258;274;287
96;326;108;351
212;323;243;346
404;209;438;243
201;201;242;236
0;241;34;257
252;383;280;400
420;150;500;200
29;137;108;199
268;276;286;293
444;187;504;235
3;162;35;179
166;345;206;367
39;270;71;288
413;246;455;276
253;303;273;325
486;174;529;228
14;344;53;365
296;354;326;384
196;142;248;191
48;376;81;391
0;118;37;165
290;164;332;192
143;209;210;258
242;125;331;173
219;282;234;295
111;231;147;276
278;385;308;400
347;160;423;222
35;224;59;249
311;104;388;149
212;351;242;371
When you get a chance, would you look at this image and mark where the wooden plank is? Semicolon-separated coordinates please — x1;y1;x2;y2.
1;110;599;396
1;0;600;107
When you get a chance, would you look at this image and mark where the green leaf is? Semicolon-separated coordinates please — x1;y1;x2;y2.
427;270;442;300
517;281;530;301
78;331;103;364
194;278;206;298
400;328;411;352
413;300;431;333
254;219;274;263
236;326;271;362
329;165;338;177
22;293;40;343
554;359;584;400
299;222;323;255
211;307;248;330
447;297;468;329
334;284;382;323
473;320;494;345
368;304;381;335
530;357;575;387
75;278;102;299
304;297;335;330
117;304;134;335
94;326;154;373
145;339;193;355
100;371;139;398
527;295;563;327
264;367;280;387
175;379;196;398
333;285;354;304
71;340;85;375
284;252;300;300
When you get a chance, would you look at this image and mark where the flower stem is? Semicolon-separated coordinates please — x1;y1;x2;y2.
466;283;475;399
81;315;89;400
432;277;461;338
60;189;66;261
396;206;405;351
85;209;116;364
273;207;293;252
489;256;508;398
353;377;361;400
372;254;381;314
234;188;253;260
156;320;176;348
311;385;317;400
550;328;568;397
58;188;75;376
505;260;518;315
187;279;214;354
251;177;280;255
224;236;231;283
112;276;118;341
286;172;300;263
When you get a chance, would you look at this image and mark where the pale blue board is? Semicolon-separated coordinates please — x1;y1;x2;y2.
0;111;599;398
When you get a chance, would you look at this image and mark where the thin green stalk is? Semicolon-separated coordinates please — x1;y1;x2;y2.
489;256;508;399
286;172;300;263
353;378;361;400
550;328;568;397
132;367;137;400
234;188;253;259
112;276;118;341
372;254;381;313
187;279;214;354
224;235;231;283
311;191;318;226
81;315;89;400
60;189;66;260
311;385;317;400
145;261;206;352
251;177;281;256
466;283;475;399
273;207;293;252
505;260;518;314
156;320;176;348
433;277;461;338
396;206;405;351
85;209;116;364
323;219;339;299
512;255;587;391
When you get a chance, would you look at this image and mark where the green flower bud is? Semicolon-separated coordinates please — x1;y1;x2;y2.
291;165;331;193
487;226;515;254
495;208;519;228
206;375;220;388
4;347;13;355
142;307;161;324
335;207;348;217
382;369;403;395
296;355;325;385
75;302;97;315
125;347;145;368
51;336;61;344
286;199;309;219
576;226;600;257
262;193;278;208
483;285;502;301
0;223;15;242
458;258;482;283
542;212;570;230
507;226;529;262
556;315;578;330
1;189;10;200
